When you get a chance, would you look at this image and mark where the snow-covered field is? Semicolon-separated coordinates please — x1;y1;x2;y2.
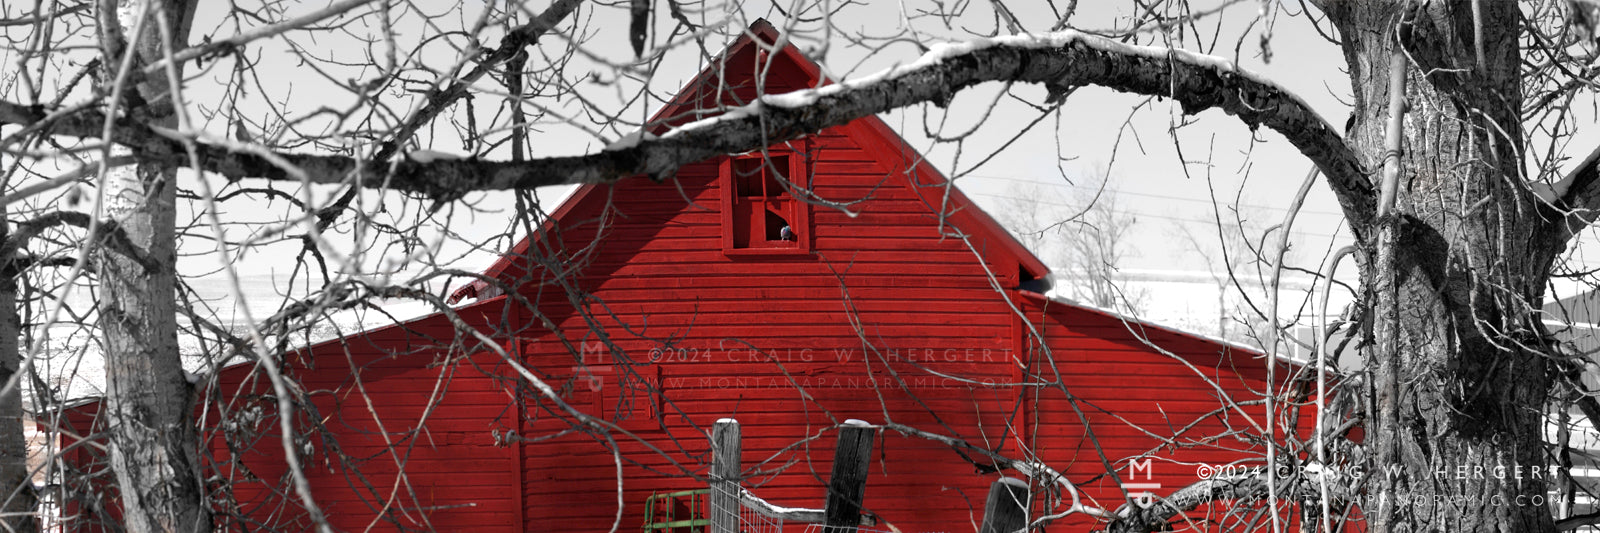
33;274;444;404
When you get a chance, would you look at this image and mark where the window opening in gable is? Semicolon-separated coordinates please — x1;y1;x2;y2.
728;154;801;250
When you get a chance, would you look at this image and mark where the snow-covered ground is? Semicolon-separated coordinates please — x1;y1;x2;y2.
1046;268;1359;366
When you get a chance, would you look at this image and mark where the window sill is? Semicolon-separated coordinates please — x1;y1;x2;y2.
722;247;812;259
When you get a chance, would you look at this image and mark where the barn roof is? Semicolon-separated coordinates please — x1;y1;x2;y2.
448;18;1049;303
1011;290;1300;375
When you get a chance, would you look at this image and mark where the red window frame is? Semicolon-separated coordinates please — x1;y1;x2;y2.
720;150;810;256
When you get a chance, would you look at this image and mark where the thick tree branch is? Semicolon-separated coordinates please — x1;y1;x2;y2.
1106;475;1262;533
1552;142;1600;240
0;3;89;28
1;211;156;273
1105;470;1331;533
0;31;1375;224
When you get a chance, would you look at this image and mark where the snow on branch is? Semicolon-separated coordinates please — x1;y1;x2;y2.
737;488;876;525
0;30;1375;223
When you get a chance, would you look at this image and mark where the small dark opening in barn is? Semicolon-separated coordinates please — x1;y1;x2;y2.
765;211;791;241
1015;267;1053;294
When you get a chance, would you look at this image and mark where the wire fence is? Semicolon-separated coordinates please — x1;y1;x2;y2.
799;525;945;533
738;499;783;533
647;486;785;533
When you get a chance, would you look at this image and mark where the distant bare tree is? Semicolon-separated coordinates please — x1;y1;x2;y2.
994;183;1060;264
1179;202;1289;346
996;170;1146;315
1057;171;1146;315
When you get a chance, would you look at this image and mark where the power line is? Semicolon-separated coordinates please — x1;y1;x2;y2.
957;173;1348;218
967;191;1349;240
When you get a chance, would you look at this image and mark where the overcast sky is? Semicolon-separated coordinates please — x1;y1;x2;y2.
125;0;1600;319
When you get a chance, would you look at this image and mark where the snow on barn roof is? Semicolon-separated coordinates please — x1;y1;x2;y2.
1017;290;1326;373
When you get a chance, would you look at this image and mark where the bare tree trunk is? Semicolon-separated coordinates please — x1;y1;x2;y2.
0;217;37;533
96;1;207;531
99;164;205;532
1330;2;1559;531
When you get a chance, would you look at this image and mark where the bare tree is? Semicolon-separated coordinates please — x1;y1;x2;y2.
995;171;1147;315
994;183;1060;265
93;2;209;531
1;1;1599;532
1057;172;1146;315
0;217;34;533
1175;200;1294;347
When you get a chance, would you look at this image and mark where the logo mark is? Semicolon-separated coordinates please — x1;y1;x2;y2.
1121;458;1162;508
573;342;612;392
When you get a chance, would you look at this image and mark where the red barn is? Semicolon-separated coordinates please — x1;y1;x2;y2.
59;20;1299;533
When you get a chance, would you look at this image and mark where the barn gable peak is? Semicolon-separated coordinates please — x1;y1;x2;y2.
452;19;1049;302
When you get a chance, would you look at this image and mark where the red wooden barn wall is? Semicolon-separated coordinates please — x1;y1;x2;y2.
59;298;527;532
502;27;1047;531
511;134;1032;533
214;299;526;531
56;20;1288;533
1017;293;1285;531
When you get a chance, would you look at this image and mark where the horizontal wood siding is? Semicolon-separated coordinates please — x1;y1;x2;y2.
1022;296;1277;531
57;405;121;532
512;112;1026;532
248;301;519;532
55;298;525;532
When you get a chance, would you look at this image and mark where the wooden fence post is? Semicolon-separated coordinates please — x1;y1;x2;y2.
978;477;1030;533
710;418;741;533
823;420;876;533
